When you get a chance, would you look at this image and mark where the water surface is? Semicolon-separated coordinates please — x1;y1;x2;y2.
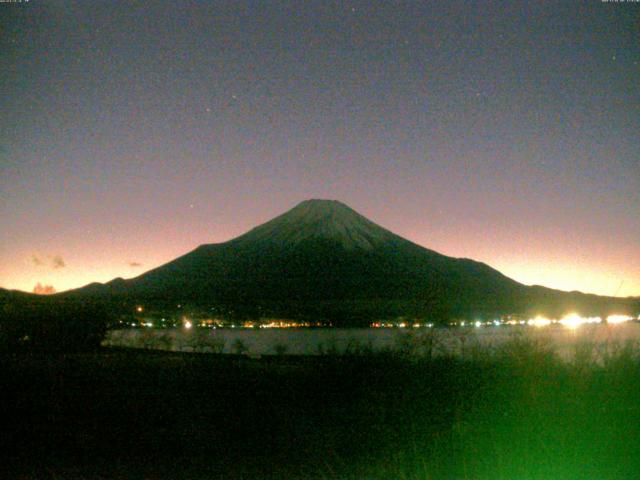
105;322;640;359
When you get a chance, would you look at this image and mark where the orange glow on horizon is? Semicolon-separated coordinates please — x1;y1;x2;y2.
4;256;639;298
2;216;639;298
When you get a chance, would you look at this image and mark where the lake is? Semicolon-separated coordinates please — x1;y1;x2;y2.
105;321;640;360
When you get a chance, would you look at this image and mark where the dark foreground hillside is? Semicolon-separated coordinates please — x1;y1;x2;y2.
1;344;639;479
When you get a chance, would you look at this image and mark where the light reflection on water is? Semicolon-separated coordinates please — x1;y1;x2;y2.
105;322;640;359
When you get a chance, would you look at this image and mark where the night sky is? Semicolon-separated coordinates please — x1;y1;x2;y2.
1;1;638;296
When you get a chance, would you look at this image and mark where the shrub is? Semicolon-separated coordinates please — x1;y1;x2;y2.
272;342;288;356
231;338;248;355
205;333;226;354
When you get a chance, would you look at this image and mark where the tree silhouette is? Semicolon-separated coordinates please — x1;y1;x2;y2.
0;298;109;352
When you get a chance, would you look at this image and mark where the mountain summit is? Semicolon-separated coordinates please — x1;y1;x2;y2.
66;200;637;323
232;199;399;250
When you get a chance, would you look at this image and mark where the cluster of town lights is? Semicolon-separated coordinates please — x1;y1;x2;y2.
502;313;635;329
179;319;323;329
130;305;636;330
372;314;636;329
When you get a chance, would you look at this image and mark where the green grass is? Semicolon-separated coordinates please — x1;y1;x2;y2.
1;337;639;479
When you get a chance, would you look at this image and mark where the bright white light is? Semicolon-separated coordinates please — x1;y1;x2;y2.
528;316;551;328
559;313;601;329
559;313;583;329
607;314;633;324
184;320;192;329
474;321;482;328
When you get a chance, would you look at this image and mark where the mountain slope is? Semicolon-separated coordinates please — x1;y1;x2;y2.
65;200;638;323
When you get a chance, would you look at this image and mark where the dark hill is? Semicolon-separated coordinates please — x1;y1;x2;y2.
64;200;638;324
